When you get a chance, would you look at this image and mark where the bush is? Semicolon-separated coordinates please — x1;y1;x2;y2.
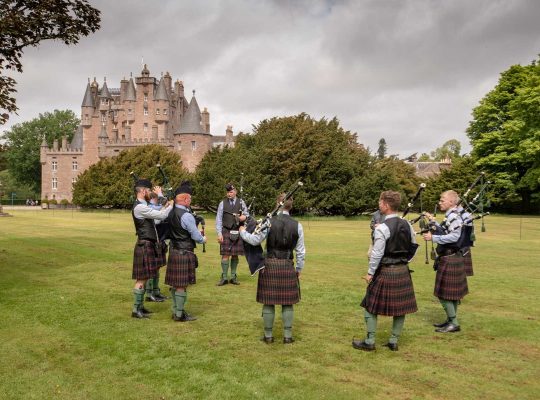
60;199;69;206
41;198;49;204
49;199;58;205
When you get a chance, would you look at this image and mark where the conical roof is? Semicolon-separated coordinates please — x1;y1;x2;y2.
155;77;169;101
82;80;94;107
70;126;83;150
125;77;136;101
178;92;205;134
99;79;112;98
98;124;109;139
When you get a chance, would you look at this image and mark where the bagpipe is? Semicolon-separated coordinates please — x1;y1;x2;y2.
459;172;491;232
399;183;427;263
156;163;174;201
243;181;304;275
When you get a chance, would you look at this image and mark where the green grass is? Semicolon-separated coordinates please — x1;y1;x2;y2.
0;210;539;399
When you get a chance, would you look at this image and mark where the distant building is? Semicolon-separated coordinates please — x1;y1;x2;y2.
40;65;235;202
404;153;452;179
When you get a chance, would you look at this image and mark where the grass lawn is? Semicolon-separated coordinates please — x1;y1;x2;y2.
0;210;539;399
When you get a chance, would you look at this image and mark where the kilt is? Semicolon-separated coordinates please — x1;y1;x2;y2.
165;247;197;287
132;240;160;280
361;264;417;316
462;249;474;276
257;258;300;305
220;229;245;256
157;241;168;268
434;254;469;300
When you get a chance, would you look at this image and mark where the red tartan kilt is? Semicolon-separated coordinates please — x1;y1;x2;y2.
361;264;417;316
434;254;469;300
132;240;159;280
165;248;197;287
157;242;168;267
257;258;300;305
462;249;474;276
220;229;245;256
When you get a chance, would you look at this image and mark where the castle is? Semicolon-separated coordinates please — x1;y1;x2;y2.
40;65;235;202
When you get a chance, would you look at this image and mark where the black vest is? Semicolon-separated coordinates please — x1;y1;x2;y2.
266;214;299;259
132;200;158;241
222;198;242;230
436;210;463;255
380;217;412;265
168;206;195;250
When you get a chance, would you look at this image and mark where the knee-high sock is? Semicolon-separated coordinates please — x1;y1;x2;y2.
144;279;153;295
175;290;187;317
440;299;458;325
170;287;177;315
221;260;229;279
364;310;378;345
133;288;145;312
230;257;239;278
262;305;275;338
153;272;161;295
389;316;405;344
282;305;294;339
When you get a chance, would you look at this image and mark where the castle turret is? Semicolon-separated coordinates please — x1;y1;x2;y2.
155;77;169;125
99;78;112;112
202;107;210;133
81;79;94;127
125;76;136;123
178;91;205;134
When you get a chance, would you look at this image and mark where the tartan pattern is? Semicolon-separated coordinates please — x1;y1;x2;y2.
157;241;168;268
165;247;197;287
434;254;469;300
361;264;417;316
462;249;474;276
132;240;159;280
220;229;245;256
256;258;300;305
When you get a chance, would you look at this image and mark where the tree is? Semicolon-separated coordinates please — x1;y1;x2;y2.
2;109;79;192
72;145;191;208
467;57;540;211
430;139;461;161
377;138;387;159
0;143;8;170
0;0;101;124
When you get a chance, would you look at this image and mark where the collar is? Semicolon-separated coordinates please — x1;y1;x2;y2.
385;213;398;219
175;204;189;210
445;207;458;217
137;198;148;205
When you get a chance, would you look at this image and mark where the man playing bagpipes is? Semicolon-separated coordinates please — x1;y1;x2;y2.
353;191;418;352
239;193;306;344
422;190;469;333
131;179;173;319
215;183;250;286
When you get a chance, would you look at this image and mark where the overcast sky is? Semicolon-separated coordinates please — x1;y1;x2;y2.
2;0;539;157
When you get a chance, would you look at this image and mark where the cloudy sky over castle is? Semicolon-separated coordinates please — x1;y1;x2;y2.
2;0;539;157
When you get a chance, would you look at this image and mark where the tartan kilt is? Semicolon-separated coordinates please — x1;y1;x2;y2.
462;249;474;276
132;240;160;280
361;264;417;316
257;258;300;305
434;254;469;300
165;248;197;287
220;229;245;256
157;241;168;268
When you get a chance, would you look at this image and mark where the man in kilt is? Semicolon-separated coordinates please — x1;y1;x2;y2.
353;191;418;352
165;184;207;322
423;190;468;333
215;183;249;286
131;179;173;319
239;193;305;344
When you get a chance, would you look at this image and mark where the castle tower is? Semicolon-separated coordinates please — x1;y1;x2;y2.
154;76;170;140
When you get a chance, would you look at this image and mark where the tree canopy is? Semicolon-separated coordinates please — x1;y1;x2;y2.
377;138;387;159
2;109;79;193
0;0;101;124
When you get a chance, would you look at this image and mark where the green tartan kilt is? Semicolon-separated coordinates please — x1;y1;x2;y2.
132;240;159;280
165;247;197;287
434;254;469;300
257;258;300;305
462;249;474;276
220;229;245;256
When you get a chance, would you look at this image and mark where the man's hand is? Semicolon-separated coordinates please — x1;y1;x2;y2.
296;270;301;278
217;234;223;244
202;236;207;244
362;274;373;284
167;200;174;207
153;186;163;197
423;232;432;241
239;226;246;232
424;212;434;221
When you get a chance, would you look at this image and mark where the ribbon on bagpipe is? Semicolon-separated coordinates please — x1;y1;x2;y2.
243;181;304;275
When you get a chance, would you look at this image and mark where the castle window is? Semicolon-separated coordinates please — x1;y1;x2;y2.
144;108;149;116
144;94;148;102
144;123;148;132
128;109;133;115
101;113;106;122
52;178;58;189
191;141;196;151
52;161;58;171
164;109;168;115
156;109;160;115
72;161;78;171
72;178;77;184
84;114;89;122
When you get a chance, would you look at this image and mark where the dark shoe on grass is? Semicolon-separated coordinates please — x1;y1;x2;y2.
283;337;295;344
384;342;398;351
352;339;375;351
153;293;168;301
131;310;149;319
173;312;197;322
433;320;450;328
229;278;240;285
139;306;153;315
217;279;228;286
435;323;461;333
146;294;165;302
261;336;274;344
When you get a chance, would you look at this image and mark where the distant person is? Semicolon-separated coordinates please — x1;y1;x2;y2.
353;191;418;352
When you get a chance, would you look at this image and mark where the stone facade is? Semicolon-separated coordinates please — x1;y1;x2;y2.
40;65;235;202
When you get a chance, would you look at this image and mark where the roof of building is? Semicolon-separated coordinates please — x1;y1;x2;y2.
99;80;112;98
81;81;94;107
178;92;205;134
125;77;136;101
411;161;452;179
155;77;169;101
98;124;109;139
70;126;83;150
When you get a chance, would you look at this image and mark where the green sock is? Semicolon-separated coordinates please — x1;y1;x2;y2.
221;260;229;279
170;287;177;315
389;316;405;344
153;275;161;296
175;290;187;317
262;305;275;338
230;257;239;279
282;305;294;339
440;299;458;326
364;310;377;345
133;288;145;312
144;279;153;296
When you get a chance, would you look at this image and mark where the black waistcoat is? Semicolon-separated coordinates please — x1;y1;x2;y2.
132;200;158;241
380;217;412;265
436;210;462;254
222;198;242;230
266;214;299;259
168;206;195;250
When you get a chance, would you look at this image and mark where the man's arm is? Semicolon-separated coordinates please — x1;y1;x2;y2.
295;223;306;273
181;213;206;244
215;201;224;235
135;203;172;221
239;226;267;246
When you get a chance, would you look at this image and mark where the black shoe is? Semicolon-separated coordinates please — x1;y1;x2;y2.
173;311;197;322
139;306;153;315
384;342;398;351
153;293;168;301
229;278;240;285
146;294;165;302
352;339;375;351
217;279;228;286
435;323;461;333
261;336;274;344
283;337;295;344
433;320;450;328
131;310;149;319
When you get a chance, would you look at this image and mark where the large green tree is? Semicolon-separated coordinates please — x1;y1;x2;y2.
430;139;461;161
2;109;79;192
467;57;540;211
0;0;101;124
72;145;190;208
